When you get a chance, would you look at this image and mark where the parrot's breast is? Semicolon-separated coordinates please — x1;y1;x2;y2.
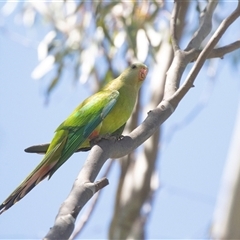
100;86;137;135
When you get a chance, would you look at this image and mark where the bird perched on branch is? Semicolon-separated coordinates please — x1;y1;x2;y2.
0;63;148;214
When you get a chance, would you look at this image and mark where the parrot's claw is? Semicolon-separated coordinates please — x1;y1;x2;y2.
117;135;124;140
90;134;123;145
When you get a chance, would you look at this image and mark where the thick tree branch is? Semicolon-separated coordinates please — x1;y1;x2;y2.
44;102;173;240
44;146;110;240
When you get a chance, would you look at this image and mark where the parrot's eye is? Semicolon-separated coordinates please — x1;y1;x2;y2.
131;64;137;69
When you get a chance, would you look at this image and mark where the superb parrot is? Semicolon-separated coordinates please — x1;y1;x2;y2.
0;63;148;214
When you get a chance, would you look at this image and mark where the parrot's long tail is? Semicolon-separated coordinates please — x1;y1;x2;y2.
0;161;55;214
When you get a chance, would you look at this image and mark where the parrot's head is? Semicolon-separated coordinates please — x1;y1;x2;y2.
121;63;148;88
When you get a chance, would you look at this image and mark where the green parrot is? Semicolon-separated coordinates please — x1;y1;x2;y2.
0;63;148;214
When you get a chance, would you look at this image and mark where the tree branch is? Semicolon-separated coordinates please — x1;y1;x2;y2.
164;0;219;100
191;40;240;61
170;0;181;52
44;101;173;240
70;160;113;240
164;1;193;99
185;0;218;51
44;146;110;240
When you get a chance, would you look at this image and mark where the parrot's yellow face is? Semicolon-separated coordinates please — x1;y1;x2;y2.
131;63;148;81
122;63;148;86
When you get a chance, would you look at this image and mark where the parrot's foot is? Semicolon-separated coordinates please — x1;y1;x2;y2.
90;134;124;145
116;134;124;140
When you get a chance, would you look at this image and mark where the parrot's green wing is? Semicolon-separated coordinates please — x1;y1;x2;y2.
46;89;120;177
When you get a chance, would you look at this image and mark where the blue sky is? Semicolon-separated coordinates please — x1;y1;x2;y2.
0;3;240;239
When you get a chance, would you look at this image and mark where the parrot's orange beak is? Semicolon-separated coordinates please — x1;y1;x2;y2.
139;67;148;81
